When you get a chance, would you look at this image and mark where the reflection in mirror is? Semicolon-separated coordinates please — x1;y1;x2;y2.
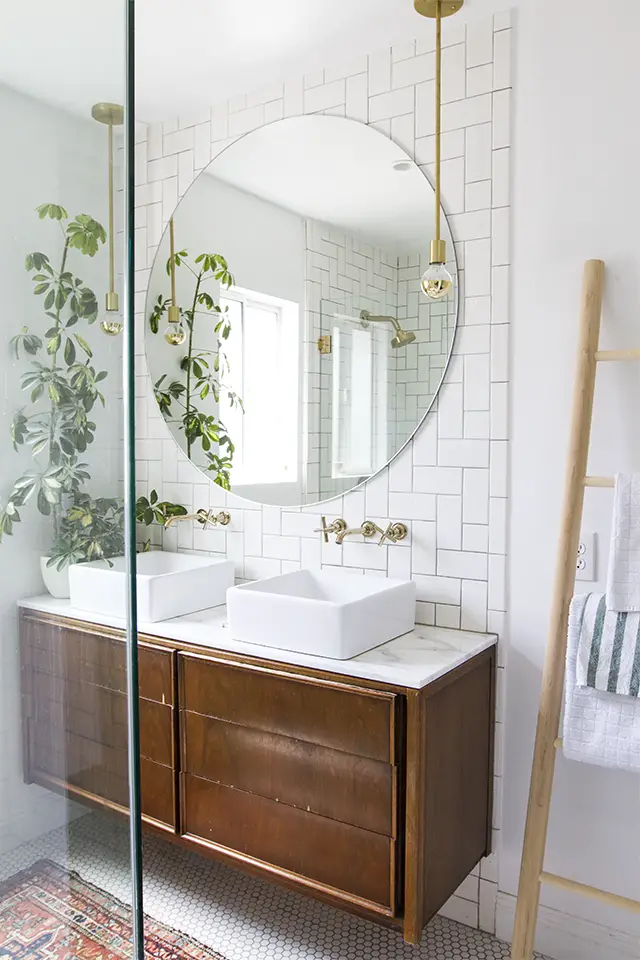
145;115;458;507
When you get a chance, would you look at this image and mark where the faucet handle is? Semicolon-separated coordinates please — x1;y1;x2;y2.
196;509;231;528
379;522;409;546
313;517;347;543
313;516;330;543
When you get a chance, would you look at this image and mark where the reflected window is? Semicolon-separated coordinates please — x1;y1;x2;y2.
222;287;299;486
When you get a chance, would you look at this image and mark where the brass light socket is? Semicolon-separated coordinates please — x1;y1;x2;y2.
105;291;119;311
414;0;464;17
167;305;181;324
429;238;447;264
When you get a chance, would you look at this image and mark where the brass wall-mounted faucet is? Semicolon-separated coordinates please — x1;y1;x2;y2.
314;516;408;546
164;509;231;530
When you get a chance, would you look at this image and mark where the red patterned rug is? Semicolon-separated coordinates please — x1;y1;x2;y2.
0;859;228;958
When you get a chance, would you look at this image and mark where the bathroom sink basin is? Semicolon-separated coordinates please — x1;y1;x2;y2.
69;551;235;623
226;569;416;659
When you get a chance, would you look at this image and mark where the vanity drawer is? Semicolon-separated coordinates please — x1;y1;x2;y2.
182;773;394;910
32;672;173;766
22;613;174;705
31;725;175;829
179;653;397;764
182;711;394;836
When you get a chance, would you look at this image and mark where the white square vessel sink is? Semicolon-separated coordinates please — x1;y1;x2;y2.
226;569;416;659
69;551;235;623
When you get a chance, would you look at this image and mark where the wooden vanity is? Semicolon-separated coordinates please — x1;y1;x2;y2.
19;604;495;944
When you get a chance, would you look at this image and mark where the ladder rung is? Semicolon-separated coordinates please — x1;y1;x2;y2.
540;872;640;913
595;349;640;361
584;475;615;487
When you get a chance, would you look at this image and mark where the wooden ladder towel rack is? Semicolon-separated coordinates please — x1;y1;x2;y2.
511;260;640;960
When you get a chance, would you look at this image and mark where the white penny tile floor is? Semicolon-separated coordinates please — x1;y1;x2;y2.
0;811;551;960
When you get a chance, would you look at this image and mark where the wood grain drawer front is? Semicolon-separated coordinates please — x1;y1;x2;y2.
22;615;174;705
182;712;394;837
183;774;393;910
31;725;175;828
31;672;173;767
179;654;396;764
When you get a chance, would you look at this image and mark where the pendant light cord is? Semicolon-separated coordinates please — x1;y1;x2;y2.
434;0;442;248
108;121;115;296
169;218;176;306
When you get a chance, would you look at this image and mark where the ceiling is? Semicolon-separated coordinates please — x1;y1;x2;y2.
0;0;516;122
207;115;438;253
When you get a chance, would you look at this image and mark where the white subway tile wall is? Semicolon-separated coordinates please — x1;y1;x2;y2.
134;11;511;933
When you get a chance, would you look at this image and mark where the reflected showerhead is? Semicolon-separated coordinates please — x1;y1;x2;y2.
391;329;416;349
360;309;416;350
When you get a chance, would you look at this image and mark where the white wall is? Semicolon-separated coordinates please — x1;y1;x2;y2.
502;3;640;956
0;84;123;854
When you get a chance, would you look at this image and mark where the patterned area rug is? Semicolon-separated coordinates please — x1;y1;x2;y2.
0;859;228;959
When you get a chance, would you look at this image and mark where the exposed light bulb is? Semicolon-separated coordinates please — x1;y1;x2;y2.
100;315;124;336
164;321;186;346
421;261;453;300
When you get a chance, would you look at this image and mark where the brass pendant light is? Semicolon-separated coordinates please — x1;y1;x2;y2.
415;0;463;300
91;102;125;335
164;218;186;345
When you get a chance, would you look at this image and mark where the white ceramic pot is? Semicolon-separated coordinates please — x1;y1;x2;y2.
40;556;71;599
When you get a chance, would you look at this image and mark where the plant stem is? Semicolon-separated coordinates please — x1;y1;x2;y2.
49;239;70;542
185;272;202;459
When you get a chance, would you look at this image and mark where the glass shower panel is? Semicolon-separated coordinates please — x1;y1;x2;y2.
0;4;142;956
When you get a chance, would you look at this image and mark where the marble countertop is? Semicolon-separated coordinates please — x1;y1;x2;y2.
19;595;497;690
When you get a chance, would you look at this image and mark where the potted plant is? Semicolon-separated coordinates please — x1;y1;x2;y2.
43;490;188;597
0;204;110;592
0;203;187;597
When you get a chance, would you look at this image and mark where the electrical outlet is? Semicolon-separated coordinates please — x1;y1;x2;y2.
576;532;597;581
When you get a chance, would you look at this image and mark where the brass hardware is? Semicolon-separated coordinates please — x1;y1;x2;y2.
359;310;416;349
92;102;124;332
313;516;347;543
164;509;231;530
168;219;180;322
335;520;382;546
414;0;463;290
429;238;446;264
317;335;332;355
164;219;186;345
379;522;409;546
91;103;125;126
414;0;463;17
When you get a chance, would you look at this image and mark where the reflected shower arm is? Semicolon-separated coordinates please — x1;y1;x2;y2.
359;310;403;335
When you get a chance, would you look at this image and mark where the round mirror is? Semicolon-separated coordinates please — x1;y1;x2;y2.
145;115;458;507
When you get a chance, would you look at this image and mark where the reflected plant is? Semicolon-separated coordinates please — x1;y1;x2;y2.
0;203;108;545
149;249;243;490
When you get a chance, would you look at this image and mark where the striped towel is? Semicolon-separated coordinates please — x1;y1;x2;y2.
575;593;640;697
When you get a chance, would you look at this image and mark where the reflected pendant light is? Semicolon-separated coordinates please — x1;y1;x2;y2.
91;102;125;335
415;0;463;300
164;218;186;345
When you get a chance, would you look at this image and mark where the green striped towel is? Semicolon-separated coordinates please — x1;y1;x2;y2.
575;593;640;697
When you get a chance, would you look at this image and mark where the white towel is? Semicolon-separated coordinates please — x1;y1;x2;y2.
606;473;640;612
564;594;640;772
576;593;640;697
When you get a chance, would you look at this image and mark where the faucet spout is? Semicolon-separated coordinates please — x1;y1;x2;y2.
164;509;231;529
